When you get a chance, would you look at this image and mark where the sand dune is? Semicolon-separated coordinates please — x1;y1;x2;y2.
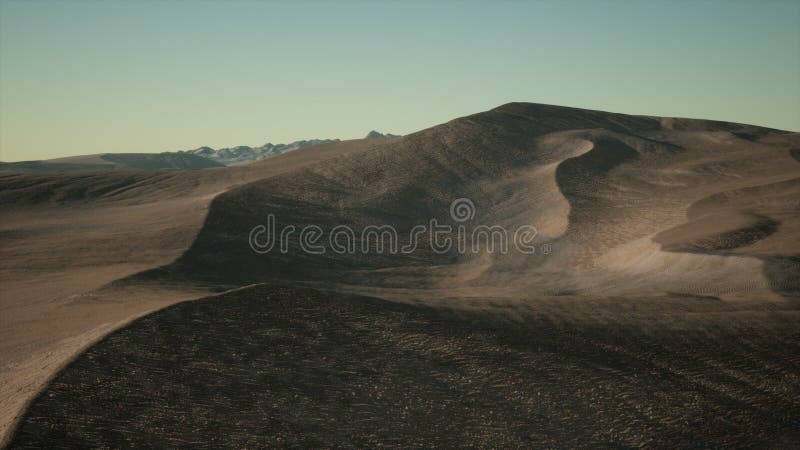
0;138;377;442
140;103;798;298
9;285;800;447
1;103;798;446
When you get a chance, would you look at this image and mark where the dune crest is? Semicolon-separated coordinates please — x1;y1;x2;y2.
2;103;799;445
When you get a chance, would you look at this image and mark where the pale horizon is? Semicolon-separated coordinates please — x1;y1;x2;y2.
1;0;799;162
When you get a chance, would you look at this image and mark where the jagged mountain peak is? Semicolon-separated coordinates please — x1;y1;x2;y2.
366;130;401;139
187;138;340;166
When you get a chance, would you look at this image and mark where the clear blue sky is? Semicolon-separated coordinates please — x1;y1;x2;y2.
1;0;798;161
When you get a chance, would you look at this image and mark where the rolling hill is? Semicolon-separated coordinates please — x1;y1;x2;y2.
0;138;342;173
1;103;798;446
0;152;224;172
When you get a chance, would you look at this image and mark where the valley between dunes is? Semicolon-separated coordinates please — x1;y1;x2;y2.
1;103;798;446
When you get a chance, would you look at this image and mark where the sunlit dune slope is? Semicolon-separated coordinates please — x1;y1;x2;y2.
146;103;800;298
2;103;799;446
0;138;377;443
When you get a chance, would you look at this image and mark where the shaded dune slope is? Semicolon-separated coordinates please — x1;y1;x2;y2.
0;138;377;444
10;285;800;448
653;176;800;294
140;104;670;284
135;103;799;298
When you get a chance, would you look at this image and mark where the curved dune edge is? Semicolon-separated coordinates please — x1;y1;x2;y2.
438;131;794;299
0;183;241;446
8;284;800;447
0;285;214;447
435;132;596;287
0;206;242;445
0;139;379;446
397;127;781;298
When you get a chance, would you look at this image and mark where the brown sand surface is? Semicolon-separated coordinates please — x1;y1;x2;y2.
0;139;375;443
1;103;798;446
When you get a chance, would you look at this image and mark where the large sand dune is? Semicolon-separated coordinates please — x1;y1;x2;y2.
146;103;799;297
1;103;798;446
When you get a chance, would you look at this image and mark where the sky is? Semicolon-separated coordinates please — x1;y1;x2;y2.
0;1;798;162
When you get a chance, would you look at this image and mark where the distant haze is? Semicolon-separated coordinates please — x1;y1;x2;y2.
1;0;798;162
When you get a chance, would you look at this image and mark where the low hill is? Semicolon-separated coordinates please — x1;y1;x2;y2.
0;152;223;172
156;102;799;298
0;139;341;173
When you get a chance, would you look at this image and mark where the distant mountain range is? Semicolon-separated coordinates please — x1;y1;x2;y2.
185;139;340;166
185;131;399;166
1;133;402;173
365;130;401;139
